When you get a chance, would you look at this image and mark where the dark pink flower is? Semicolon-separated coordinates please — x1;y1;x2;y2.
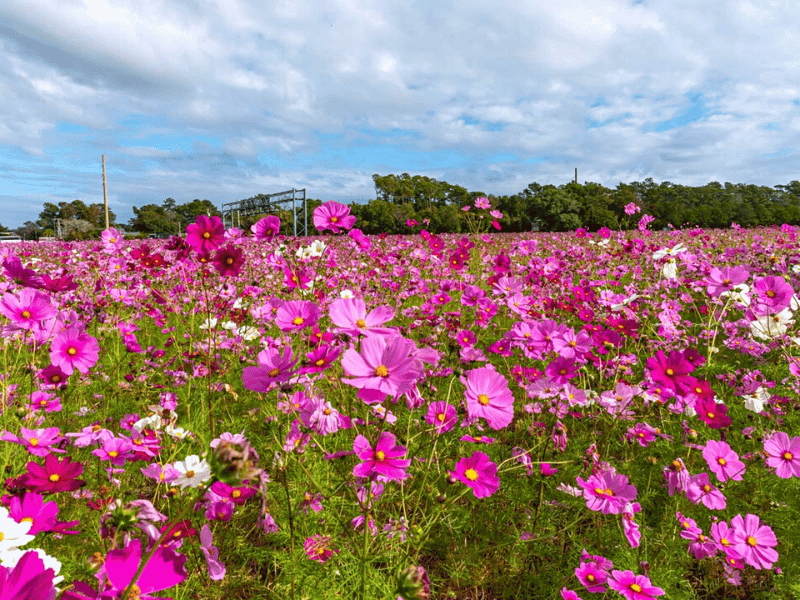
0;289;57;331
752;275;794;314
242;346;299;392
645;350;696;394
352;432;410;482
212;244;245;277
450;451;500;498
250;216;280;240
19;453;85;493
313;201;356;233
686;472;726;510
8;492;58;534
185;214;225;253
425;401;458;434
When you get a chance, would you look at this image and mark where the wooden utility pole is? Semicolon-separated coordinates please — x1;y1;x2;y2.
574;168;578;184
102;155;109;229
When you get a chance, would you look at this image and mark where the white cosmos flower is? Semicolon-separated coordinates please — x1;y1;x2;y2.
339;289;354;299
749;308;794;340
742;387;770;413
652;243;686;261
661;259;679;279
0;547;64;587
0;508;34;553
720;283;751;307
172;455;211;489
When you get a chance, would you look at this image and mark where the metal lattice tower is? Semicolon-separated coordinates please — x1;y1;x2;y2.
221;189;308;236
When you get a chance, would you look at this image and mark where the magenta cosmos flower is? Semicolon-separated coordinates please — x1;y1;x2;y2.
730;513;779;570
304;534;338;563
608;570;664;600
462;367;515;430
450;451;499;498
329;297;395;338
352;432;410;482
250;215;280;240
185;215;225;253
763;431;800;478
704;266;749;297
19;453;85;493
645;350;696;394
0;550;55;599
313;201;356;233
104;538;187;596
49;326;100;375
341;335;423;401
576;470;637;515
425;401;458;434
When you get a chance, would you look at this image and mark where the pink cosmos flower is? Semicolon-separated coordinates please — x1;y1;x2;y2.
49;326;100;375
250;216;280;240
304;534;338;562
0;289;57;331
574;558;609;593
243;346;299;392
425;401;458;434
694;395;732;429
313;201;356;233
704;266;749;297
576;470;637;515
751;275;794;314
186;215;225;253
348;228;371;250
730;513;779;570
474;197;491;210
622;501;642;548
275;300;321;332
329;298;395;338
104;538;187;596
1;426;65;457
200;524;226;580
608;570;664;600
702;439;745;482
341;335;423;401
663;458;691;496
685;473;726;510
450;451;500;498
561;589;585;600
463;367;515;430
352;432;410;482
9;492;58;534
763;431;800;478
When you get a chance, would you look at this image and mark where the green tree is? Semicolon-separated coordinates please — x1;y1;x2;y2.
129;204;180;234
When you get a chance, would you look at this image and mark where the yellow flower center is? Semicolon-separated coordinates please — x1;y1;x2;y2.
630;584;642;593
185;470;195;478
766;290;776;298
375;451;386;461
707;412;715;418
203;231;211;239
701;484;711;492
29;438;38;446
437;413;446;422
67;347;78;356
464;468;479;481
315;359;325;367
108;451;119;457
375;365;388;377
21;310;31;319
747;535;758;547
49;474;60;482
268;368;281;377
717;458;727;466
477;394;490;406
783;451;794;460
356;319;367;328
225;257;234;265
720;537;730;546
20;517;33;524
665;368;674;376
232;490;241;498
330;216;338;223
292;316;304;326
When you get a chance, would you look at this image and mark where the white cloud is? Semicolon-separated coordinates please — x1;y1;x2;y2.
1;0;800;226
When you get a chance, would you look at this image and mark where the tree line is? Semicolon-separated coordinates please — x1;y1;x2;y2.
16;176;800;240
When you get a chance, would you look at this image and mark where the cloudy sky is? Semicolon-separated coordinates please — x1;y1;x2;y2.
1;0;799;228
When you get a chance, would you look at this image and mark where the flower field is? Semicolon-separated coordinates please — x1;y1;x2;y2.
1;201;800;600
